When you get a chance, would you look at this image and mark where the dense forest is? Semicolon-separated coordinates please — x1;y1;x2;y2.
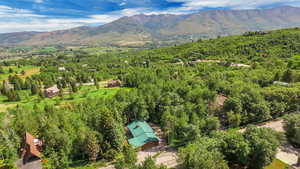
0;28;300;169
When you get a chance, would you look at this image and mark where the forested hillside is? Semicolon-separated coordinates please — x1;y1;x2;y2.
0;28;300;169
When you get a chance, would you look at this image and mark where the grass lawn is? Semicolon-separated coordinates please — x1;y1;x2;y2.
81;47;132;55
265;158;290;169
57;86;129;106
0;85;129;112
0;104;17;113
0;65;40;81
68;160;106;169
31;47;58;54
19;67;40;79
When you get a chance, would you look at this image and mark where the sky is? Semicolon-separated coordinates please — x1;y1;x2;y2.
0;0;300;33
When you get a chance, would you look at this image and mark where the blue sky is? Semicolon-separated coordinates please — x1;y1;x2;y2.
0;0;300;33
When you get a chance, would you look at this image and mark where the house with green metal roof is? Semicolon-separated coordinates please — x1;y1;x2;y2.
127;121;159;150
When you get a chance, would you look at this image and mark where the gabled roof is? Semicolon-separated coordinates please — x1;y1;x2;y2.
127;121;158;147
25;132;42;158
45;85;59;92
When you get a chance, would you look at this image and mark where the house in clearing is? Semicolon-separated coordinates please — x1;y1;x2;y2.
273;81;289;86
44;85;60;98
3;80;14;90
209;94;227;110
106;80;121;88
58;67;67;72
126;121;159;150
21;132;42;164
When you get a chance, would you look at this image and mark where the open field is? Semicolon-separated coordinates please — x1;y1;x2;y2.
0;65;40;81
68;161;106;169
0;85;128;112
0;103;17;113
31;47;57;54
18;67;40;79
81;47;133;55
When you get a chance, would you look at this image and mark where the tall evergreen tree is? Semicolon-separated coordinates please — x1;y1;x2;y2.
31;83;38;95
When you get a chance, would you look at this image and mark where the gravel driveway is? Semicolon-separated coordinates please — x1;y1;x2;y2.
240;119;299;168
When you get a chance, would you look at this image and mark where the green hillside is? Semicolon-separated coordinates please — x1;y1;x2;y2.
127;28;300;64
0;28;299;169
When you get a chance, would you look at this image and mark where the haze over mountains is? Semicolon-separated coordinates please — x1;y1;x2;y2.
1;6;300;47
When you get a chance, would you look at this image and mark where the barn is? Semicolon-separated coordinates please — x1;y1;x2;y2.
127;121;159;150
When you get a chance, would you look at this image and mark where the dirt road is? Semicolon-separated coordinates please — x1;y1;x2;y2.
240;119;299;167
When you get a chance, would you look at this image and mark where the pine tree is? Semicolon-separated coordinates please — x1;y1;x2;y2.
57;81;62;89
31;83;38;95
20;70;26;76
11;76;23;90
273;72;281;81
23;78;32;90
6;89;21;102
94;78;100;89
59;89;64;100
8;68;13;73
38;90;45;99
0;67;4;74
85;132;100;162
70;81;78;93
1;81;9;95
282;69;293;83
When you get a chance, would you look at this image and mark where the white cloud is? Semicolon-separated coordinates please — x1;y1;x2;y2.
0;7;148;33
167;0;300;10
0;4;123;33
1;0;300;33
0;17;114;33
0;21;81;33
0;5;44;18
35;0;44;3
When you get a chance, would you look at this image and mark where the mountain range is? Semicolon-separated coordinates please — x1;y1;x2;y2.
1;6;300;47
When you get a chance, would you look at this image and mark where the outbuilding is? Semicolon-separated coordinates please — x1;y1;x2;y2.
106;80;121;88
58;67;67;72
44;85;60;98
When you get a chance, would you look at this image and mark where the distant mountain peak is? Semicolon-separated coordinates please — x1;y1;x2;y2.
272;5;296;9
1;6;300;47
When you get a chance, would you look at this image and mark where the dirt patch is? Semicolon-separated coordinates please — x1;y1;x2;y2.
16;159;42;169
239;119;285;133
99;165;115;169
136;147;179;168
276;144;300;167
0;104;16;113
257;119;285;132
136;124;179;168
209;95;227;110
18;68;40;79
155;149;179;168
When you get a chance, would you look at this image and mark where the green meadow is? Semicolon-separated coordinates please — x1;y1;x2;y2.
0;65;40;81
265;158;290;169
0;84;129;112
